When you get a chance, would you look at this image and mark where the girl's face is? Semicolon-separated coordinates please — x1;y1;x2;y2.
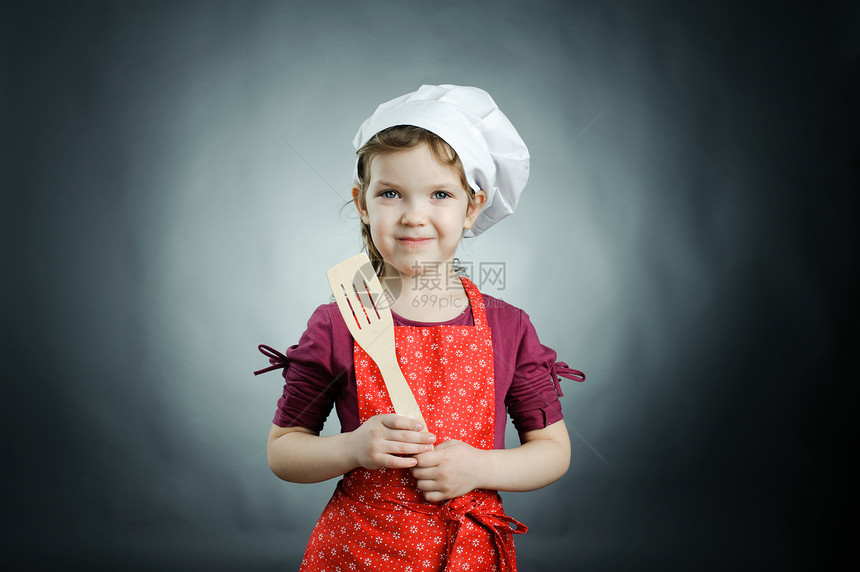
354;143;486;279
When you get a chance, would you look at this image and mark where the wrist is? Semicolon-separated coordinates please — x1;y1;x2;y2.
472;446;495;490
340;429;360;472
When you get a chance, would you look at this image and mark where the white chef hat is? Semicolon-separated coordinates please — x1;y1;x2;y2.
352;84;530;237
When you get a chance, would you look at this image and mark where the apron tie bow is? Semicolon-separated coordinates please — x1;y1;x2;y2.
550;361;586;397
440;491;527;571
254;344;289;376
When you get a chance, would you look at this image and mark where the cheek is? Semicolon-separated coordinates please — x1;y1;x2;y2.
366;209;392;232
367;220;393;254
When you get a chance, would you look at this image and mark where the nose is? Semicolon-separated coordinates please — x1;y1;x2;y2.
400;198;426;226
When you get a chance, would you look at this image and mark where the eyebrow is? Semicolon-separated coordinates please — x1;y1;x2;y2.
373;180;462;190
373;180;400;188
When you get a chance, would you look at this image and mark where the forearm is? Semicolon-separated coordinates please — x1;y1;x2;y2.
478;421;571;492
267;415;434;483
267;427;359;483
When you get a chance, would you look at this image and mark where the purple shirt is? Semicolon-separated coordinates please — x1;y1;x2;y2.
270;294;570;449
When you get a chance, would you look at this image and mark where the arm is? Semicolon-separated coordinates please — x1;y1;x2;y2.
410;419;570;502
267;415;437;483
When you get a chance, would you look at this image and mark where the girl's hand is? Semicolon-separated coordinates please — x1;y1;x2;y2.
349;414;436;470
411;439;485;502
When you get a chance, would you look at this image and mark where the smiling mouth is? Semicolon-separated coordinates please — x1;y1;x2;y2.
398;237;432;247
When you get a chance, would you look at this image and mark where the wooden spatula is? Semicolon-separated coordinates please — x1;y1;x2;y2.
326;253;428;429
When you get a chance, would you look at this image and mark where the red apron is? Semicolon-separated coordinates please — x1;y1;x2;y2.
300;277;526;571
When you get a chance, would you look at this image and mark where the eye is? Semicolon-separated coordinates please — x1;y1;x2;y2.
379;190;399;199
432;190;452;199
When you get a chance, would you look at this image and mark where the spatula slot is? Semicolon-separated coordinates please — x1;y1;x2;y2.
355;276;382;321
352;283;372;325
366;279;382;320
340;284;363;330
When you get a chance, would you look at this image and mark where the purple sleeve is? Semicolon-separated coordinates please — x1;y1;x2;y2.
271;305;350;433
504;309;565;434
262;295;579;440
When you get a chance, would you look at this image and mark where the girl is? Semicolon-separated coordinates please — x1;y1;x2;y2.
256;84;585;571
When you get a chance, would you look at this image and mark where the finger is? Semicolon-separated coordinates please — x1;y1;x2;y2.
410;466;435;480
380;454;420;470
380;414;425;432
424;491;446;503
413;450;441;468
413;477;437;491
385;440;435;456
416;485;446;503
387;429;436;446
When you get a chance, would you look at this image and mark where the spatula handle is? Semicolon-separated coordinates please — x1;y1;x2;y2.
377;362;428;429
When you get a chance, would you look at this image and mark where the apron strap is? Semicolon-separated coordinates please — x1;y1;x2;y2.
439;492;527;571
341;476;525;571
459;276;488;329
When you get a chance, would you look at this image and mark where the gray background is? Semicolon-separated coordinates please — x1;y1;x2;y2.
2;0;857;570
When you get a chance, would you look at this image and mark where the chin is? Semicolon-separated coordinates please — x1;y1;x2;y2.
382;255;451;278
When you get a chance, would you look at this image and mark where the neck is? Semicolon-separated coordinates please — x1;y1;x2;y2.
381;262;470;322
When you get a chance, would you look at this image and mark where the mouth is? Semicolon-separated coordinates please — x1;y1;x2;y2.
398;237;432;247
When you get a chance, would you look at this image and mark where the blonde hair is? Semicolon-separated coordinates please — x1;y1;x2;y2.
354;125;477;274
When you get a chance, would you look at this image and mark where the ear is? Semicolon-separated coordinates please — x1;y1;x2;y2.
352;186;369;224
463;189;488;230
